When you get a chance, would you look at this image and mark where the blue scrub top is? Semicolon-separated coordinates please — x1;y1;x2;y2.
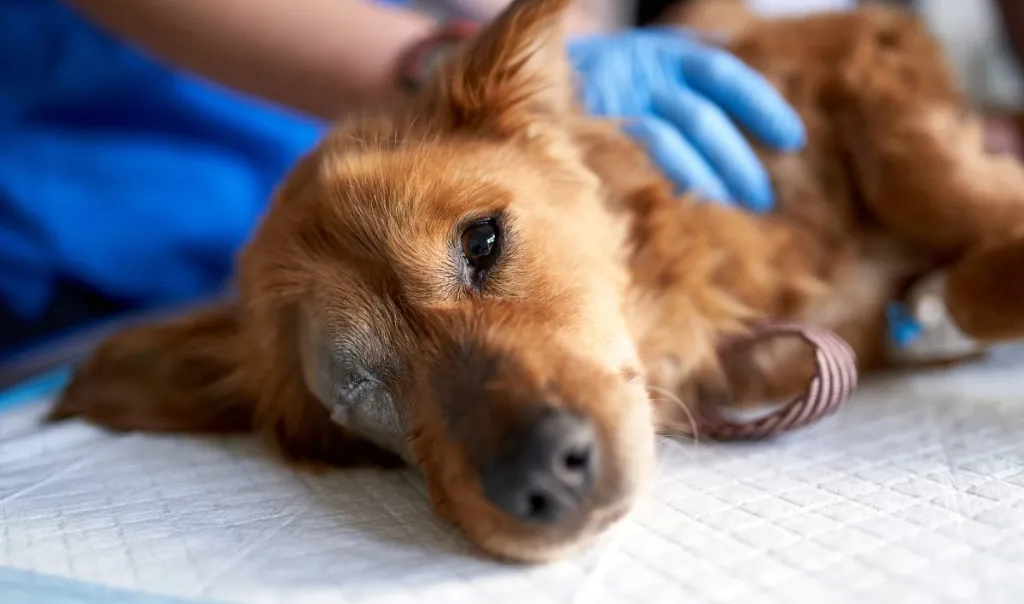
0;0;410;328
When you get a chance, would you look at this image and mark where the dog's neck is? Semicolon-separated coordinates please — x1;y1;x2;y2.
573;120;830;390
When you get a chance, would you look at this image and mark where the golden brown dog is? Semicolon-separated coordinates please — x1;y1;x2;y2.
49;0;1024;563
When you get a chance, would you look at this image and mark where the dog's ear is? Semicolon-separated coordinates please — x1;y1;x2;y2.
49;298;405;469
426;0;576;136
48;302;255;434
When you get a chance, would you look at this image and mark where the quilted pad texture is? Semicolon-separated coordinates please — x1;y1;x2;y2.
3;346;1024;603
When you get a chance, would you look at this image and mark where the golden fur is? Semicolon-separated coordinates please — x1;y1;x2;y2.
49;0;1024;563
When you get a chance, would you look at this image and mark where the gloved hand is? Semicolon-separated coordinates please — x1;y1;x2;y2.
569;29;806;213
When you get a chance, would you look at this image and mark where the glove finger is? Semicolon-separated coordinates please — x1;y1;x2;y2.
624;117;731;203
674;43;806;151
571;40;647;117
653;87;774;213
596;50;639;116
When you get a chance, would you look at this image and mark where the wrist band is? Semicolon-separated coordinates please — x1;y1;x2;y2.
397;19;481;94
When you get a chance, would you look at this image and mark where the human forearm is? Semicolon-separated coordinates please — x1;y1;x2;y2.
65;0;614;121
423;0;613;34
65;0;438;118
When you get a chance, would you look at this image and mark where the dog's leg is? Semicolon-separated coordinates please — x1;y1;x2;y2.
944;237;1024;342
839;104;1024;254
833;7;1024;255
828;11;1024;350
693;309;882;414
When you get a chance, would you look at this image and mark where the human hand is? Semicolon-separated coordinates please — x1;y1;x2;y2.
569;29;806;213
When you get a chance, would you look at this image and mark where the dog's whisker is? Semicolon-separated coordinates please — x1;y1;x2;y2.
650;401;698;444
647;385;701;446
648;397;702;466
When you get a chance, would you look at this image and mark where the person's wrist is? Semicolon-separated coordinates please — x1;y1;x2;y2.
396;19;480;94
565;10;607;37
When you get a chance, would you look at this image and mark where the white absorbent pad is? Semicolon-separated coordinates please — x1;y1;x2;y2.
2;347;1024;604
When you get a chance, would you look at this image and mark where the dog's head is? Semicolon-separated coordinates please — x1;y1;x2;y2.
240;0;656;562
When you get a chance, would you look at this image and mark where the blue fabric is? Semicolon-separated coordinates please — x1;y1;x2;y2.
0;567;202;604
0;0;329;321
0;366;71;414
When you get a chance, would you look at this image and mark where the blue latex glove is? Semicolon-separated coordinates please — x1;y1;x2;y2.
569;29;806;213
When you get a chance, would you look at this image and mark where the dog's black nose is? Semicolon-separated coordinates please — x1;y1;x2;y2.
480;409;598;524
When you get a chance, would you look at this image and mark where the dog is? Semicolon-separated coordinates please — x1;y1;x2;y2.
48;0;1024;563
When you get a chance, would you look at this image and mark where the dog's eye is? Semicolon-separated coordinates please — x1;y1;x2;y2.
461;219;500;268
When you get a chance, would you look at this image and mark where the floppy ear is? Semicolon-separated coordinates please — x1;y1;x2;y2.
49;298;405;469
48;302;254;434
426;0;577;135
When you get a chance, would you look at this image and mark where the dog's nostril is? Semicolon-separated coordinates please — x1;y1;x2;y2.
564;449;588;471
480;409;599;524
557;446;594;488
527;492;550;518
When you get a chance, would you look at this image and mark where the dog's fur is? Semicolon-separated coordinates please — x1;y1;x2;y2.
49;0;1024;563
